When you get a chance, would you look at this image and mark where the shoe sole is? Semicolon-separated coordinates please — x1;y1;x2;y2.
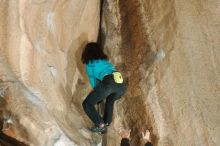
88;127;107;134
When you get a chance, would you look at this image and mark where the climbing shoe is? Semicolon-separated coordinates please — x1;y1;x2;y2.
90;125;107;133
105;123;110;127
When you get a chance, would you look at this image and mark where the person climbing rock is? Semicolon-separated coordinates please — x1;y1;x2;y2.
119;127;153;146
81;42;126;133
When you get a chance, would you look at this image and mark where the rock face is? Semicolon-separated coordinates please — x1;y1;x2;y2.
103;0;220;146
113;0;220;146
0;0;220;146
0;0;101;146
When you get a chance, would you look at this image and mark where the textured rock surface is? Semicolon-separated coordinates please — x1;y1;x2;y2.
0;0;220;146
139;1;220;145
103;0;220;146
0;0;101;145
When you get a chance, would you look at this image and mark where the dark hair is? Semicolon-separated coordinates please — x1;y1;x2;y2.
81;42;108;64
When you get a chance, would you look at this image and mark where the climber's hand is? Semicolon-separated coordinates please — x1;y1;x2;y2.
142;130;151;143
118;127;131;139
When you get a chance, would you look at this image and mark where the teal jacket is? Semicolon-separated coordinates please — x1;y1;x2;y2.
86;59;116;88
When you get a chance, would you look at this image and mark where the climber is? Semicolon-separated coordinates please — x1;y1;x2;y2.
81;42;126;133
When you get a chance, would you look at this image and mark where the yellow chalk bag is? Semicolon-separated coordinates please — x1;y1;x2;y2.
112;72;123;84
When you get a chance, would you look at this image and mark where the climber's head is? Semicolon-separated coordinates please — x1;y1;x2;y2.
81;42;108;64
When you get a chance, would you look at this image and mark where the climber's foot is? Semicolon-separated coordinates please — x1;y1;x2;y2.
90;123;107;134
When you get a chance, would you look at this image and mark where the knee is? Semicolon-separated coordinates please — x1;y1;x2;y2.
82;99;93;110
82;100;88;109
107;99;115;105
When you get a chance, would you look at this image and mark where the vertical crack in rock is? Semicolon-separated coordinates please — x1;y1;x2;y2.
1;0;219;145
97;0;108;146
100;0;158;145
119;0;157;145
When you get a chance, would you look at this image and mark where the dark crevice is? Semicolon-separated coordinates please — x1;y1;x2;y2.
0;112;29;146
0;132;28;146
98;0;108;146
98;0;158;145
97;0;105;48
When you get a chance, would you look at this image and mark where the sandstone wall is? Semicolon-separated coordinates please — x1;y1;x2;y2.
0;0;219;146
103;0;220;146
0;0;100;145
141;1;220;145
